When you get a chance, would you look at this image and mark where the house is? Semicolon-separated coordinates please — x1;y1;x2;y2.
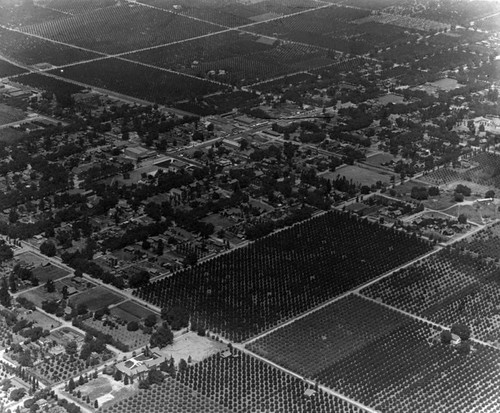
304;389;316;398
451;333;461;346
115;350;167;380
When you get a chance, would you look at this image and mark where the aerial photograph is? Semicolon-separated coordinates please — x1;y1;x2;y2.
0;0;499;412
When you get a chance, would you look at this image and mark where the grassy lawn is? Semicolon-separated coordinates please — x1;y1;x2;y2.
79;374;139;408
32;264;70;282
364;152;397;168
111;300;156;323
15;251;48;267
201;213;233;229
325;164;392;186
70;286;124;312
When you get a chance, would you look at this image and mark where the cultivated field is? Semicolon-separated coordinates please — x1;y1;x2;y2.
0;27;100;67
248;294;409;377
110;300;156;323
135;211;432;342
51;58;223;104
127;30;335;86
20;4;221;54
138;0;320;27
250;293;500;412
103;349;366;413
0;103;25;126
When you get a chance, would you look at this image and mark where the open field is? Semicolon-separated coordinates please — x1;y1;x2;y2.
136;211;432;342
21;3;221;54
110;300;156;323
70;286;124;312
22;309;61;330
0;103;25;126
32;263;69;283
446;203;497;225
157;331;227;364
51;58;223;104
16;251;47;266
18;285;59;308
326;164;392;186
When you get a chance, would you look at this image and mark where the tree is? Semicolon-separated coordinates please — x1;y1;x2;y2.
0;277;11;308
61;285;69;299
8;207;19;224
8;273;17;293
162;306;189;330
124;375;129;385
150;324;173;348
113;369;122;381
45;279;55;293
94;400;99;409
144;314;157;328
147;369;164;385
451;323;471;341
183;252;198;267
440;330;452;344
128;270;150;289
455;184;471;197
65;340;78;357
486;190;495;199
178;358;188;373
458;214;468;224
40;241;57;257
428;186;440;196
127;321;139;331
0;243;13;263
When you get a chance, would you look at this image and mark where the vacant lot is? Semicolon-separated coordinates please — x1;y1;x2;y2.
70;287;124;312
15;251;47;267
32;263;69;283
19;286;60;308
23;309;60;330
